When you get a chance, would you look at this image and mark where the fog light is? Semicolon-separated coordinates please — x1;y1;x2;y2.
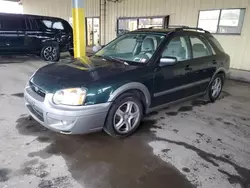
61;120;75;126
61;120;68;125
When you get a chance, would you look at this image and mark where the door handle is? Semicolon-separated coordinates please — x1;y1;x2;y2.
213;60;217;64
185;65;192;71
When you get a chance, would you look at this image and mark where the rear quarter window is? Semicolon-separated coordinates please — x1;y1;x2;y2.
39;18;71;32
208;35;225;53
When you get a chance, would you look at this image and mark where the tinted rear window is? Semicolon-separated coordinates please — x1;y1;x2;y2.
208;36;225;53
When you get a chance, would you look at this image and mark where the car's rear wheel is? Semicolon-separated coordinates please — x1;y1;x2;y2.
41;44;60;62
104;93;143;138
208;74;224;102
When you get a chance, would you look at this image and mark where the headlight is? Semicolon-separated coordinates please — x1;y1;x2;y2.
53;88;87;106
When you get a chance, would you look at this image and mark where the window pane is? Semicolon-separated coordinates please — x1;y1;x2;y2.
118;19;137;36
53;21;64;30
218;9;245;34
162;37;190;61
190;36;212;58
152;18;163;25
138;18;150;28
138;18;163;28
198;10;220;33
208;36;225;52
42;20;52;28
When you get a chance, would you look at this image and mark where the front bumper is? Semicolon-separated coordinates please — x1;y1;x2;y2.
24;85;111;134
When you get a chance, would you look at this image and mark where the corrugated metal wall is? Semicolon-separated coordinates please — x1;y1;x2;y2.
105;0;250;70
22;0;100;21
22;0;250;71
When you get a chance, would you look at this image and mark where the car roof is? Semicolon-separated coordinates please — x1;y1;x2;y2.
0;13;64;21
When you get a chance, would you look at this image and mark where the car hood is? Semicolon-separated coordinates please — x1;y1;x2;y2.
30;56;140;93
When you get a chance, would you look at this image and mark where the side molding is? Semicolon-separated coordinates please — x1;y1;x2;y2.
108;82;151;108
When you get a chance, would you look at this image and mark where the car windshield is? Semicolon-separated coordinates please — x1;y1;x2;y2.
95;33;165;64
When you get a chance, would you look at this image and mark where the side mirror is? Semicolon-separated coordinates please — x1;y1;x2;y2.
159;56;177;66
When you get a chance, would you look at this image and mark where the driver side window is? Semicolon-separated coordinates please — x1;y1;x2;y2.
162;36;190;61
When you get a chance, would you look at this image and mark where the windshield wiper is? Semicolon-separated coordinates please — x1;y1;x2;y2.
95;55;129;65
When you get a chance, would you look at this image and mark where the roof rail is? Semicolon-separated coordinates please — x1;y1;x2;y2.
136;25;210;34
168;25;210;33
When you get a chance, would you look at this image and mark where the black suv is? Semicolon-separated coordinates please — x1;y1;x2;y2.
24;26;230;138
0;13;73;61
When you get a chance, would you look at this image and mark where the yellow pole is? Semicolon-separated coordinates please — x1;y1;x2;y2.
72;0;86;58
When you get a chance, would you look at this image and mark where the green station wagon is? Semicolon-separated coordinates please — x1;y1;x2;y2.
24;26;230;138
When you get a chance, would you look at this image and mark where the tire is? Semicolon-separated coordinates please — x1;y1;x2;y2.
104;93;143;138
41;43;60;62
208;74;224;102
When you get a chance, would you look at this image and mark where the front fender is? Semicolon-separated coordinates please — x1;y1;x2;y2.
108;82;151;108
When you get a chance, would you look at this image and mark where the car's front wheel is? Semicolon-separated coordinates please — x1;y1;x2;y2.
104;93;143;138
208;74;224;102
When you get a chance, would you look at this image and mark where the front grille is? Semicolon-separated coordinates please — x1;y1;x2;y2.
29;81;46;98
27;104;44;122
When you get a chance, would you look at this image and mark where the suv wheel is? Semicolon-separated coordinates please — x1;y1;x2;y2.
41;44;60;62
208;74;224;102
104;93;143;138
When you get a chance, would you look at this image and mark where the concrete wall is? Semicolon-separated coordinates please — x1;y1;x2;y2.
22;0;250;71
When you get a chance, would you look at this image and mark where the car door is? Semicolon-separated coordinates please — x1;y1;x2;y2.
15;16;30;53
24;17;42;53
184;34;217;95
152;34;196;107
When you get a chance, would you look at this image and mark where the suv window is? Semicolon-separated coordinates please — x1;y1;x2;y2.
2;16;26;30
52;21;64;30
41;19;65;31
162;36;190;61
190;36;212;58
42;20;53;28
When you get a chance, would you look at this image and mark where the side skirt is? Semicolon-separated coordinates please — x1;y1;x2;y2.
146;92;206;114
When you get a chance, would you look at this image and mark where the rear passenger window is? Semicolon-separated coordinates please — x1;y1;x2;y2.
190;36;212;58
42;20;53;28
29;19;40;30
162;36;190;61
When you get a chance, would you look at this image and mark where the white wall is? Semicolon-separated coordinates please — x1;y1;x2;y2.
22;0;99;22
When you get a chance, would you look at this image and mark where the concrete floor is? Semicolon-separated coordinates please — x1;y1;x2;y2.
0;56;249;188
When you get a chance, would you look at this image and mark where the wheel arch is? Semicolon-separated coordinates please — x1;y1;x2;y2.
206;67;227;91
108;82;151;111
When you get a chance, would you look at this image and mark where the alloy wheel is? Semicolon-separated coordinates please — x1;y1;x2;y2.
113;101;140;134
43;46;57;61
211;77;222;98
